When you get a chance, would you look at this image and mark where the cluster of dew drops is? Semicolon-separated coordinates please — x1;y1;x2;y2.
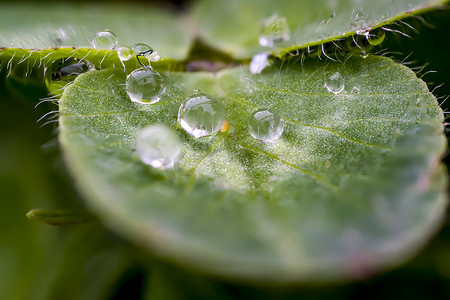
91;11;380;171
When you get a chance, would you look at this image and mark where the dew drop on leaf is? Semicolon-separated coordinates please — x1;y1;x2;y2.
366;28;386;46
135;125;181;169
351;85;361;94
360;50;369;58
126;68;165;104
248;109;284;143
178;93;226;138
259;13;290;47
250;53;270;74
117;46;134;61
131;43;160;61
325;72;345;94
92;29;118;50
131;43;153;53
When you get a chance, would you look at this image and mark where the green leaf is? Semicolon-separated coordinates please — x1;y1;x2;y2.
26;209;94;225
0;0;446;60
190;0;448;58
0;3;190;59
58;55;447;283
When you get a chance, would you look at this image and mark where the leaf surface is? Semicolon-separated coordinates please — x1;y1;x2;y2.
59;55;447;282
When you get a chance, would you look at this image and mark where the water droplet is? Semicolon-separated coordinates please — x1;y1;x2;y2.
325;72;344;94
248;109;284;143
360;50;369;58
178;93;226;138
131;43;153;53
117;46;134;61
351;86;360;94
250;53;270;74
366;29;386;46
132;43;160;61
126;68;165;104
259;14;290;47
92;30;118;50
136;125;181;169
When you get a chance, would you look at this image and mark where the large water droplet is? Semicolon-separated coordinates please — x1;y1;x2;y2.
117;46;134;61
259;14;290;47
92;30;118;50
132;43;160;61
248;109;284;143
178;93;226;138
126;68;165;104
325;72;344;94
250;53;270;74
136;125;181;169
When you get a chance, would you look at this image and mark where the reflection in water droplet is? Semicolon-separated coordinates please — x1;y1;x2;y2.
259;14;290;47
360;50;369;58
325;72;344;94
178;93;226;138
250;53;270;74
126;68;165;104
92;30;118;50
366;29;386;46
132;43;160;61
136;125;181;169
248;109;284;143
117;46;134;61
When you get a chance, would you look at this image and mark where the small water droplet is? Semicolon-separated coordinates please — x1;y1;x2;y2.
325;72;344;94
250;53;270;74
136;125;181;169
126;68;165;104
178;93;226;138
366;28;386;46
351;86;360;94
131;43;152;53
92;30;118;50
259;14;290;47
248;109;284;143
360;50;369;58
117;46;134;61
132;43;160;61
